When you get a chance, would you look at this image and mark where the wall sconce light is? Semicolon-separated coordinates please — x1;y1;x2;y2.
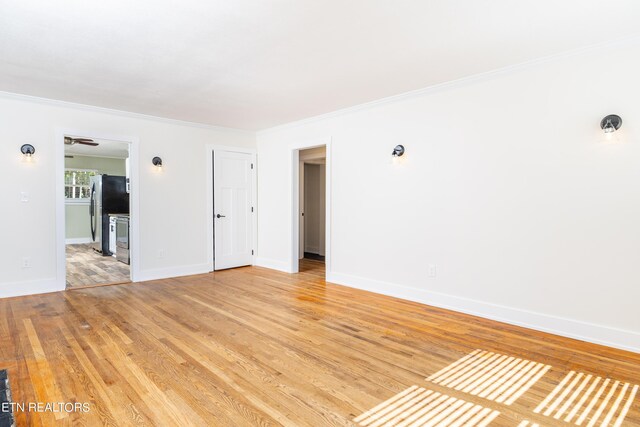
21;144;35;161
152;156;163;168
601;114;622;134
392;145;405;157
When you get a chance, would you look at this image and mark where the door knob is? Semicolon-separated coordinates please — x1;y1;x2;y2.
216;214;226;218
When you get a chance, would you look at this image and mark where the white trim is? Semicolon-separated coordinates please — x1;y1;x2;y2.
0;278;61;299
65;154;130;160
137;263;211;283
128;137;141;283
65;237;91;245
65;199;90;205
259;34;640;136
206;144;257;155
298;159;305;260
64;168;98;174
55;132;67;294
0;90;253;134
254;257;290;273
56;128;141;290
205;144;258;272
326;271;640;354
64;167;99;172
290;137;332;274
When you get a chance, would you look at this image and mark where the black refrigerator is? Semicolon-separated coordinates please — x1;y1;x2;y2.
89;175;129;255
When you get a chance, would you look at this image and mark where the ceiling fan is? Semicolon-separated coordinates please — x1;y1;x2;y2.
64;136;99;146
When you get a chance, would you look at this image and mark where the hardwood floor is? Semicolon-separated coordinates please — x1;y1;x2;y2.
1;260;638;426
66;244;130;289
303;252;326;262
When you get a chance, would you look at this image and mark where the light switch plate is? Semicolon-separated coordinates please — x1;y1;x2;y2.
20;192;29;202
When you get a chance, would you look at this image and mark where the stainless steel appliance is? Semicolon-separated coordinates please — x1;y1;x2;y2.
89;175;129;255
109;216;118;257
116;216;130;265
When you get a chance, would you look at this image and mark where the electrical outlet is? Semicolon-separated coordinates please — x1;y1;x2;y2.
158;249;166;259
427;264;437;278
22;257;31;269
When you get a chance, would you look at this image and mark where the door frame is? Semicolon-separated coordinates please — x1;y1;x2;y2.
299;160;305;259
289;137;332;274
55;128;140;290
206;144;257;271
299;152;327;260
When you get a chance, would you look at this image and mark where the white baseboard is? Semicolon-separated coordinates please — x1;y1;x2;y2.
137;263;211;282
304;246;320;254
65;237;91;245
0;278;64;299
255;257;291;272
326;271;640;354
0;263;210;299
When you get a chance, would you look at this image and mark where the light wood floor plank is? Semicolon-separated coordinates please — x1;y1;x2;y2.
0;260;638;426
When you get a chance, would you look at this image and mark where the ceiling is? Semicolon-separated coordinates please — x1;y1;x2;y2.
1;1;640;130
65;137;129;159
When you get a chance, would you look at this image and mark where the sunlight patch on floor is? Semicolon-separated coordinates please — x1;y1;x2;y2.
426;350;551;405
533;370;638;426
354;385;500;427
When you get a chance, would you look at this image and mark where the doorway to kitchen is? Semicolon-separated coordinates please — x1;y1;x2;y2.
62;134;133;289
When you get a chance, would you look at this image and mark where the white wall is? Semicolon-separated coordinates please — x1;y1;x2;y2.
256;40;640;352
0;94;254;298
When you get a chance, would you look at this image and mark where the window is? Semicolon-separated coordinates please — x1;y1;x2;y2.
65;169;97;202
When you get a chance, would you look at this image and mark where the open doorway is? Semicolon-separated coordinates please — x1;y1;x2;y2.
64;136;132;289
297;146;327;275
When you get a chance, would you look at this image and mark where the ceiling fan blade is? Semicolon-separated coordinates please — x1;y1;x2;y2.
64;136;96;145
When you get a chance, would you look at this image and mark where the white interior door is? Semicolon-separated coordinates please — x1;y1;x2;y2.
214;151;254;270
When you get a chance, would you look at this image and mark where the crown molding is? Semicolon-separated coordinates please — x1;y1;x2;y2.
258;34;640;136
0;90;254;135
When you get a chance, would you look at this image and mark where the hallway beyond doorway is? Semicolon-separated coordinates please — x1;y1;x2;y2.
303;252;325;262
